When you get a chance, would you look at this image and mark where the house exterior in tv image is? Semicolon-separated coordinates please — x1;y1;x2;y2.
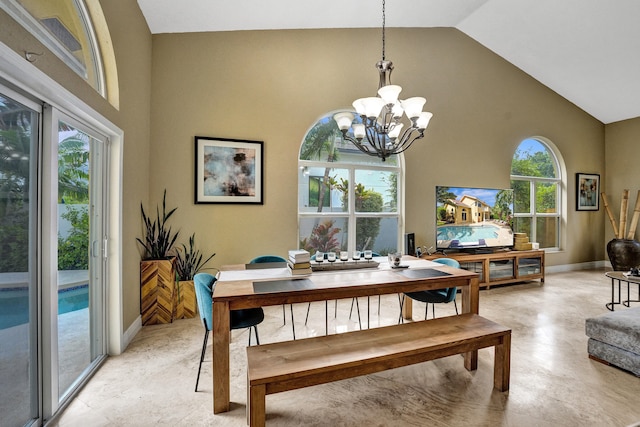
443;195;491;225
436;188;514;250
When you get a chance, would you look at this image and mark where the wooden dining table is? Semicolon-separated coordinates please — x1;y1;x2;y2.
211;257;479;413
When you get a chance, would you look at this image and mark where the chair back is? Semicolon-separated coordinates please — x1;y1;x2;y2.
433;258;459;301
194;272;216;331
433;257;460;269
249;255;287;264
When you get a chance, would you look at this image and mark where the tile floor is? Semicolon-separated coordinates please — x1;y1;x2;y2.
55;268;640;426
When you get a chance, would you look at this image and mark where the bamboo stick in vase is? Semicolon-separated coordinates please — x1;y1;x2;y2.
627;190;640;239
601;192;619;238
619;189;629;239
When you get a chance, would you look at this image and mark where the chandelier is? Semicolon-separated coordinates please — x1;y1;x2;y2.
333;0;433;162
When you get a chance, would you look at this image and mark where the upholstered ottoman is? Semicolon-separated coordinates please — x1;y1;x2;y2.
585;307;640;376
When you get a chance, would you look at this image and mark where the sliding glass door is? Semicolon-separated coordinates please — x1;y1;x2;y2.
0;84;108;426
54;113;107;404
0;89;39;426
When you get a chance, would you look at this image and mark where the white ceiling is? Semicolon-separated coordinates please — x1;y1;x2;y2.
137;0;640;124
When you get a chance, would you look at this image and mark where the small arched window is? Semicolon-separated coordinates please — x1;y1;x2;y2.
510;138;563;249
298;111;403;256
1;0;115;103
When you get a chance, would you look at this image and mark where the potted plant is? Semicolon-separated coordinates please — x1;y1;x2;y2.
137;190;180;325
174;233;216;319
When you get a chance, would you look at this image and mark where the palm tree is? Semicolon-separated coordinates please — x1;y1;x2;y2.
58;131;89;203
300;117;341;212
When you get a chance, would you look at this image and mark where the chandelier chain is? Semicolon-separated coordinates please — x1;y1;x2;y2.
381;0;386;61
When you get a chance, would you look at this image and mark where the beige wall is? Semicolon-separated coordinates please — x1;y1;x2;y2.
0;8;614;335
0;0;152;330
604;117;640;242
151;28;605;270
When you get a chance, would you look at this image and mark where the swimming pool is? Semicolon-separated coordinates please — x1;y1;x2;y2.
0;284;88;330
437;224;500;243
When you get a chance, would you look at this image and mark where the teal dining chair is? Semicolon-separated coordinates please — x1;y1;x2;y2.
400;257;460;322
194;272;264;392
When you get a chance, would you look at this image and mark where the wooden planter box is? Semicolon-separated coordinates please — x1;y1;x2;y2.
175;280;197;320
140;258;176;325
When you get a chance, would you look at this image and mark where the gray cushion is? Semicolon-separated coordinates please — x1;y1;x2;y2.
588;338;640;376
585;307;640;354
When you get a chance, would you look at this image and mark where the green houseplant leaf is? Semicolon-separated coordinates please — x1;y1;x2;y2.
175;233;216;281
136;189;179;260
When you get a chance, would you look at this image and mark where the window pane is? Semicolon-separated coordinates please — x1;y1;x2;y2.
536;217;558;249
299;112;397;166
511;138;557;178
513;217;532;239
299;217;347;253
511;180;530;213
298;167;348;213
356;217;397;255
0;93;38;425
536;182;557;214
355;170;397;213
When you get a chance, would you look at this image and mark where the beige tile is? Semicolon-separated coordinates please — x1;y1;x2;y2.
55;269;640;427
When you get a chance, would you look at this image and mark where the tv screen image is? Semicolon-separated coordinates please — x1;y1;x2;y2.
436;186;514;251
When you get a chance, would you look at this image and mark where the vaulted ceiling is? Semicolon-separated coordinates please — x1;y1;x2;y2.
137;0;640;124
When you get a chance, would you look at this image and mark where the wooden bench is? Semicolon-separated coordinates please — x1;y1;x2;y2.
246;313;511;426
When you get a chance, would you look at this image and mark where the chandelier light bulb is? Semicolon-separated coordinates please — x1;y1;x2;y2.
333;112;355;131
378;85;402;104
388;123;403;140
400;97;427;120
416;112;433;130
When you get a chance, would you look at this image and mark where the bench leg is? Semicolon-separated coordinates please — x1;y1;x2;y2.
464;350;478;371
248;383;266;427
494;333;511;392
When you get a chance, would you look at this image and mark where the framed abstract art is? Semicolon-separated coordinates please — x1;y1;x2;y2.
195;136;263;204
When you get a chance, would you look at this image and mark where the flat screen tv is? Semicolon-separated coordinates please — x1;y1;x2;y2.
436;186;514;252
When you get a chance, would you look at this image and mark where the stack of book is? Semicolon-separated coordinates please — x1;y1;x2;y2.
288;250;312;275
513;233;533;251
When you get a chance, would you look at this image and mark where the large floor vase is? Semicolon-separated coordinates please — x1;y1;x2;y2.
606;239;640;271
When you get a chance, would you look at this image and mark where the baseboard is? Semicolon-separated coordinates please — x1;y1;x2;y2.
120;316;142;354
546;260;607;274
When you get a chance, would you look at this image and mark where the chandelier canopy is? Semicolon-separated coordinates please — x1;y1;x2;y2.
334;0;433;162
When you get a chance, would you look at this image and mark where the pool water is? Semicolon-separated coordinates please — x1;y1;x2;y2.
0;284;88;330
437;224;499;243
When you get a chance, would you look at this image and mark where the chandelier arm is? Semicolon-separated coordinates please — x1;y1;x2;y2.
395;131;425;154
341;132;375;156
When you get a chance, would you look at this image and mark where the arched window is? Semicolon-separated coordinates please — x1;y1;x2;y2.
1;0;117;106
510;138;563;249
298;111;403;256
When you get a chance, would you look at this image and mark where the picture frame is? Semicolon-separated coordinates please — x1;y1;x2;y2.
576;173;600;211
194;136;263;204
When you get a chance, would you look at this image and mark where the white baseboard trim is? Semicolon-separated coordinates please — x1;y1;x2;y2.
119;316;142;354
546;260;607;274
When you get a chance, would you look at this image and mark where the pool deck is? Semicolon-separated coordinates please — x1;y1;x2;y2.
0;270;88;291
437;220;513;248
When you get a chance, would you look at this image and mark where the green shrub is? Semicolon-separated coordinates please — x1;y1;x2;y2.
58;206;89;270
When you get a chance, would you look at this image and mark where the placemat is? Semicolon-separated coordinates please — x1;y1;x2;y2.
245;262;287;269
253;278;315;294
398;268;452;279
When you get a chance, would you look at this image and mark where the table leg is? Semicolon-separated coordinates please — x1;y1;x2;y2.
367;296;370;329
625;280;630;307
213;300;230;413
462;277;479;370
402;295;413;319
